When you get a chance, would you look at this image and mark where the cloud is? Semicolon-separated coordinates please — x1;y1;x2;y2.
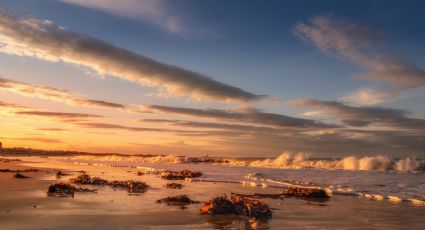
60;0;197;35
1;136;63;143
341;88;392;105
77;122;247;137
15;111;103;120
140;118;283;133
202;127;425;157
0;9;262;103
141;104;337;129
78;122;170;132
0;76;125;109
0;100;26;109
295;16;425;104
36;128;67;131
295;98;425;131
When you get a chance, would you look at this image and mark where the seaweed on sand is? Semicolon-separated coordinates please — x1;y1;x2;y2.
200;193;272;220
157;195;199;206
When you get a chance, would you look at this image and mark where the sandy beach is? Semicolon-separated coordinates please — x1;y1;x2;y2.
1;1;425;229
0;156;424;230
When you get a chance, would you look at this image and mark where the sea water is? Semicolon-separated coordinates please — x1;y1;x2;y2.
53;153;425;205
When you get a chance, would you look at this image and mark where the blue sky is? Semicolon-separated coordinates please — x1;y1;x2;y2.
0;0;424;157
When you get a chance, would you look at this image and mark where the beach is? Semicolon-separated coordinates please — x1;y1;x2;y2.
1;155;424;230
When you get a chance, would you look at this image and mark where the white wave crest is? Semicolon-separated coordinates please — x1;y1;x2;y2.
244;152;424;172
64;154;188;164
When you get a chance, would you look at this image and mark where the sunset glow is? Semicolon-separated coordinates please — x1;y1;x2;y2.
0;0;424;158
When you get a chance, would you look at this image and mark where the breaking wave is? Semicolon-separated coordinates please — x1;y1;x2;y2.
62;154;188;164
226;152;425;172
58;152;425;173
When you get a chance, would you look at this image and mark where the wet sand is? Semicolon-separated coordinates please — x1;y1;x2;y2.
1;157;424;230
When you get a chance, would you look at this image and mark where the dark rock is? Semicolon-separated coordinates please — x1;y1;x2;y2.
201;196;237;215
21;169;39;172
47;183;78;197
14;173;30;179
281;187;330;198
160;170;202;180
70;173;148;194
69;173;92;184
200;193;272;220
109;180;127;189
108;180;149;194
127;181;149;194
91;177;108;185
47;182;96;197
0;169;15;172
180;170;202;178
165;182;183;189
0;158;21;163
157;195;199;205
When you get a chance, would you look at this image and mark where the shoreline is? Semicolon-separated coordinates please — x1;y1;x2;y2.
1;156;424;229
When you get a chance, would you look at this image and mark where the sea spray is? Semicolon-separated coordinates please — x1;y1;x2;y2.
58;152;425;172
243;152;425;172
64;154;188;164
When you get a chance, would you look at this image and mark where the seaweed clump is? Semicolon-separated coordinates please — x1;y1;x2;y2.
157;195;199;205
281;187;330;198
69;173;148;194
160;170;202;180
165;182;183;189
14;173;30;179
200;193;272;220
109;180;149;194
47;182;96;197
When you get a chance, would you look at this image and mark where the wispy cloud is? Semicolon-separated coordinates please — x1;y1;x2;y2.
0;76;125;109
141;104;337;129
77;122;247;137
295;98;425;131
60;0;203;36
0;100;26;109
0;9;260;103
15;111;103;121
140;118;283;133
295;16;425;105
36;128;67;131
1;136;63;143
201;127;425;156
78;122;171;132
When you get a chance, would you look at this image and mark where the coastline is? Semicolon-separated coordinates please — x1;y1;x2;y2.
1;156;424;229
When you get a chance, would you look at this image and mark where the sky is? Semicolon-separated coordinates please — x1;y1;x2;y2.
0;0;424;158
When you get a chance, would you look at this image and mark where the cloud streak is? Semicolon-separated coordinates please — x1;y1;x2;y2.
60;0;194;35
0;76;125;109
36;128;67;131
15;111;103;120
296;98;425;131
295;16;425;104
0;9;263;103
140;118;283;133
0;100;26;109
1;136;63;143
78;122;170;132
77;122;247;137
141;104;337;129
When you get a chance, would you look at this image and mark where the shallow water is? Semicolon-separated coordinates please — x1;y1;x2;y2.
1;155;424;229
55;155;425;203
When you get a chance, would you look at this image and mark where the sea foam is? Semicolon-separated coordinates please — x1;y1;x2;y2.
243;152;424;172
